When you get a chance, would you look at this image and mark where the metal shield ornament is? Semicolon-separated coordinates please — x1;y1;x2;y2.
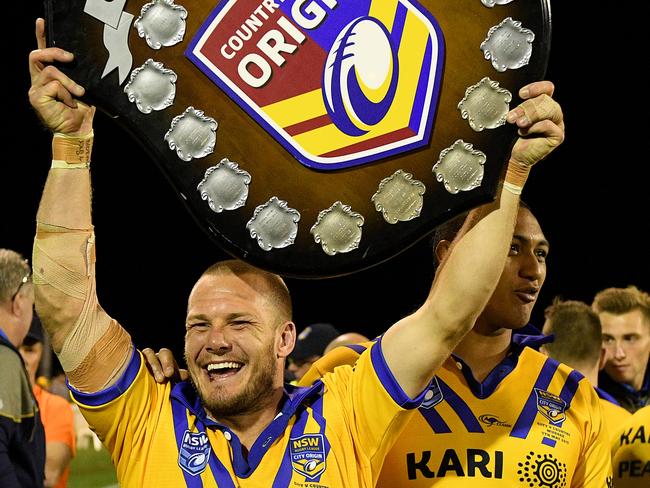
46;0;551;277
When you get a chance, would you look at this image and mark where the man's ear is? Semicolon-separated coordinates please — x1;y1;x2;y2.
434;240;452;266
277;321;296;359
11;288;32;319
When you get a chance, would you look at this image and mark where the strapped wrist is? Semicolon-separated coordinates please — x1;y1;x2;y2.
504;159;530;194
52;130;94;169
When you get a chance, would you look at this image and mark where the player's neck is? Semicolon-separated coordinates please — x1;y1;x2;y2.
453;326;512;383
215;387;285;453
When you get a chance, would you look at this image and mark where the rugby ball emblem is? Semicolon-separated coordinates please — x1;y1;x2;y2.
323;17;399;136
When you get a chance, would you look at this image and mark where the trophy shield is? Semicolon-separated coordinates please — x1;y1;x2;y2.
45;0;551;277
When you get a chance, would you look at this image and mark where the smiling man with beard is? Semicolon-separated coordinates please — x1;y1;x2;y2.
28;15;565;488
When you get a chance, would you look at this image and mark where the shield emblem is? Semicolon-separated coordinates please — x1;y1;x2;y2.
534;388;567;425
289;433;327;480
178;430;211;476
186;0;444;170
45;0;551;277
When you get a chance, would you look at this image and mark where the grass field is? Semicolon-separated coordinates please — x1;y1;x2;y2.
68;446;118;488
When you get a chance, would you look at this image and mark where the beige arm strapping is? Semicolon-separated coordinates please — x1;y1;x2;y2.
33;139;132;392
33;223;132;392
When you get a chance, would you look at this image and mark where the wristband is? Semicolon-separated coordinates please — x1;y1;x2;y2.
503;158;529;194
52;131;93;169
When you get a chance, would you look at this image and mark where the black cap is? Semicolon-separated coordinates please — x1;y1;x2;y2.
24;314;44;345
290;323;340;361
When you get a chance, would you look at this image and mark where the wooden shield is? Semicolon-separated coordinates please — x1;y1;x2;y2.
45;0;551;277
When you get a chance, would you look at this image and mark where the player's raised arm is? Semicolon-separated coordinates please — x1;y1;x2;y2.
30;18;132;392
381;81;565;398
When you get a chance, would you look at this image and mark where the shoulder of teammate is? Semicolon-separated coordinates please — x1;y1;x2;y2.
298;341;373;386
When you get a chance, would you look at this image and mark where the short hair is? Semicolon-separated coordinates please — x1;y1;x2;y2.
199;260;292;323
431;201;535;270
592;286;650;325
544;298;602;367
0;249;31;305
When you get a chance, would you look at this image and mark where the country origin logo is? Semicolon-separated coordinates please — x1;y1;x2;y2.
534;389;567;425
289;433;327;480
186;0;444;169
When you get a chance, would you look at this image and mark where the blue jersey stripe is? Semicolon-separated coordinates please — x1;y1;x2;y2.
202;424;236;488
308;395;330;483
273;407;310;487
510;358;559;439
438;379;484;433
556;370;583;427
345;343;368;355
418;405;452;433
171;401;204;488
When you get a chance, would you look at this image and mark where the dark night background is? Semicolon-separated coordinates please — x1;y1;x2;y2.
3;2;647;362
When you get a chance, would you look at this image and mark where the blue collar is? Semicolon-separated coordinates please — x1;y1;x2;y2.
0;327;9;343
451;323;553;399
595;386;621;406
170;381;323;426
512;323;554;350
170;380;324;477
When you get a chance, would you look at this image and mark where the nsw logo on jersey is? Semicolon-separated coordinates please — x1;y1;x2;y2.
534;389;567;425
186;0;444;170
178;430;211;476
290;433;326;480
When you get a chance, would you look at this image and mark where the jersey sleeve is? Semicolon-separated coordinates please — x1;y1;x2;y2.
572;382;613;487
68;348;169;477
322;336;427;483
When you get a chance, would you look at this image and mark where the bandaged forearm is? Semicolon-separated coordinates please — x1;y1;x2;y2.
33;223;132;391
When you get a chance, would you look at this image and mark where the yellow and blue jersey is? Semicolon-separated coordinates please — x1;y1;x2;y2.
596;387;632;443
611;406;649;488
301;330;613;487
70;338;425;487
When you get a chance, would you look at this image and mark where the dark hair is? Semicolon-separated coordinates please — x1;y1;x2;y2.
543;298;602;367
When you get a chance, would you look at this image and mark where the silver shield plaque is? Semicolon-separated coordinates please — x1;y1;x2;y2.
246;197;301;251
135;0;188;50
481;0;515;7
311;202;364;256
197;159;251;213
124;59;177;114
433;140;486;194
164;107;217;161
371;170;426;224
458;77;512;131
480;17;534;72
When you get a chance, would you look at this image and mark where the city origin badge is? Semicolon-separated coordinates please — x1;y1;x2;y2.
187;0;444;169
289;433;327;480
